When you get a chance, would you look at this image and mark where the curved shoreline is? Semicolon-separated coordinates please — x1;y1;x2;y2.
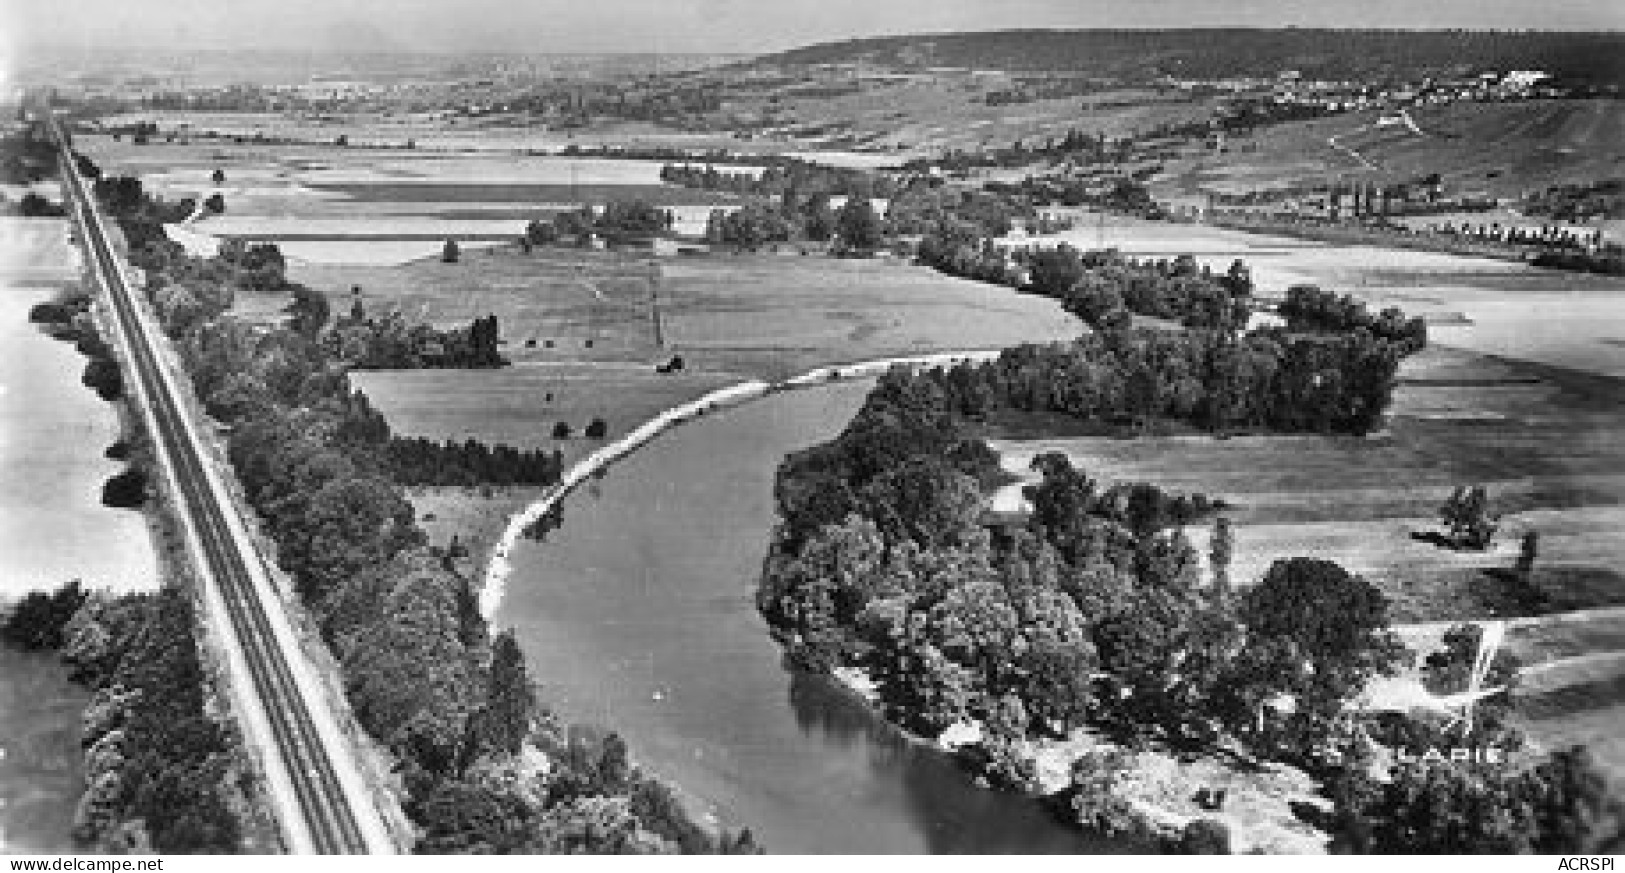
478;349;1003;619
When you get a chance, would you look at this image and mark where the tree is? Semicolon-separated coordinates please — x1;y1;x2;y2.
1230;557;1405;746
860;457;984;548
472;630;536;761
442;239;461;263
102;467;149;509
1;580;89;651
1516;530;1539;580
525;219;559;246
1240;558;1397;669
804;193;836;242
584;418;608;439
1209;516;1233;601
82;358;124;401
203;193;225;214
210;168;225;185
341;559;484;775
285;285;331;339
1178;819;1232;854
1332;746;1625;854
1026;245;1085;299
411;779;531;854
1422;622;1520;698
528;795;642;854
1440;485;1497;550
1529;745;1625;854
553;421;572;440
222;240;288;292
18;191;63;217
835;196;883;254
276;475;422;608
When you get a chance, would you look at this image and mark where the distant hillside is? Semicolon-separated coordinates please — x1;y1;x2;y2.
749;29;1625;87
1161;99;1625;200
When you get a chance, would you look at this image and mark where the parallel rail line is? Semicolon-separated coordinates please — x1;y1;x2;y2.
49;114;389;854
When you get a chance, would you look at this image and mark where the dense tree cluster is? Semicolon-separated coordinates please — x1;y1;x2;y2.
14;191;66;217
662;160;1039;252
81;357;124;402
761;363;1408;781
525;200;676;247
1330;744;1625;854
1;579;89;651
1529;247;1625;277
327;298;508;370
918;240;1256;331
91;175;193;250
899;328;1401;436
388;437;563;487
55;587;246;852
1278;285;1429;356
760;355;1622;851
1521;179;1625;223
886;182;1034;239
702;202;795;250
991;175;1167;219
660;159;881;201
29;299;84;324
508;82;723;128
1;123;58;184
101;467;149;510
1046;249;1253;330
910;240;1415;436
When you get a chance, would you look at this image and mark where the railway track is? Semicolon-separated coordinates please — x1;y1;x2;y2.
48;114;389;854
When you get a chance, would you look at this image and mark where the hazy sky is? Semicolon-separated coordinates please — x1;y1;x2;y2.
6;0;1624;55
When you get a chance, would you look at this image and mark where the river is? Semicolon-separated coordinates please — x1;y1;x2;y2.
0;216;159;853
0;217;158;594
495;380;1123;854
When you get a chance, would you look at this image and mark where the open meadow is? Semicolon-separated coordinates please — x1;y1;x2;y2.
332;243;1082;463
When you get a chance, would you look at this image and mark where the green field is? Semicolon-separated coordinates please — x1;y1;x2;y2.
294;243;1081;374
313;243;1082;465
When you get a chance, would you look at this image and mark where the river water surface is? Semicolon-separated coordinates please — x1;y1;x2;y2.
496;381;1120;853
1;216;158;853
